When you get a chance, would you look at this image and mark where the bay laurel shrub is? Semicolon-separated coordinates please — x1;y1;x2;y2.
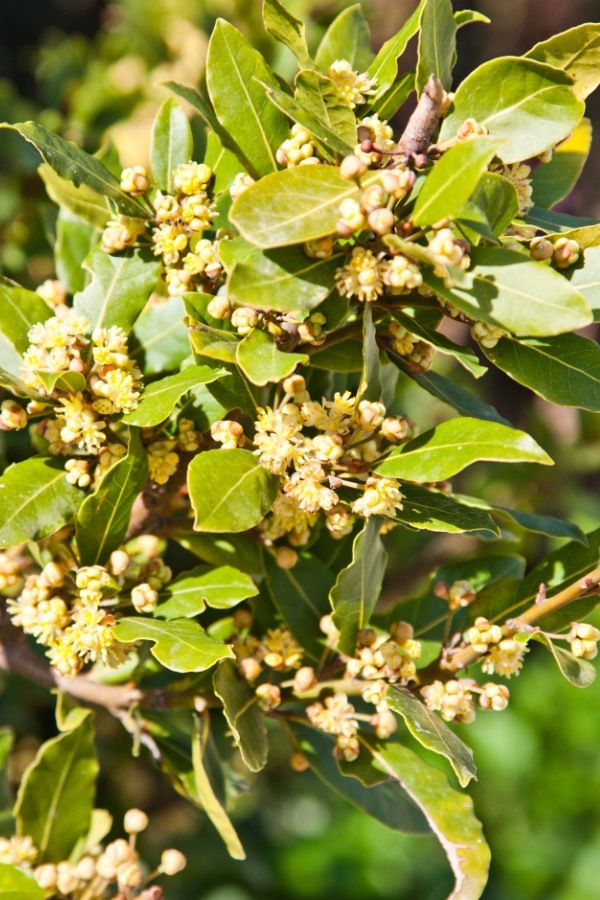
0;1;599;897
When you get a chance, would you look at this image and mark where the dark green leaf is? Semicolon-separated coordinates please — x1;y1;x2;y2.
309;338;364;372
236;328;308;386
155;565;258;619
114;617;234;672
315;5;374;72
396;484;499;535
74;248;160;334
213;660;268;772
386;687;476;787
463;172;520;238
525;205;599;233
0;456;83;548
439;58;585;164
416;0;457;94
188;448;279;533
391;310;487;378
330;517;388;655
122;365;228;427
40;164;111;230
2;122;147;218
263;0;313;69
173;531;264;577
150;98;194;193
76;429;149;565
14;714;98;863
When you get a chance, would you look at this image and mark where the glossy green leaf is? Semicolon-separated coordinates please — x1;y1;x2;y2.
0;864;48;899
371;70;415;119
426;246;592;337
155;565;258;619
463;171;520;238
55;209;99;295
456;494;587;545
0;456;83;548
289;721;429;834
206;20;289;177
388;351;511;425
0;279;52;355
531;119;592;208
454;10;490;28
315;4;374;72
344;735;491;900
189;448;279;533
150;97;194;193
263;0;312;68
263;75;355;159
33;370;86;394
416;0;457;94
189;322;238;364
391;310;487;378
307;338;364;372
413;137;504;227
525;205;599;234
376;417;552;481
114;617;234;672
76;430;149;565
439;58;585;164
236;328;308;386
230;162;381;249
569;245;600;320
483;333;600;412
2;122;147;218
367;0;426;98
226;240;342;314
74;248;160;334
174;531;264;577
330;517;388;656
396;484;498;535
264;550;334;659
131;296;190;374
214;660;268;772
14;714;98;863
386;687;476;787
528;632;596;688
39;164;111;230
121;365;227;427
357;303;382;402
526;23;600;100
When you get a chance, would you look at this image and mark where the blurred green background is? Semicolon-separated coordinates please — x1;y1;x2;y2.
1;1;600;898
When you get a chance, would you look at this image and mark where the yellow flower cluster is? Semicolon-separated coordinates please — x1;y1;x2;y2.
344;621;422;683
276;123;319;168
327;59;378;108
230;615;303;682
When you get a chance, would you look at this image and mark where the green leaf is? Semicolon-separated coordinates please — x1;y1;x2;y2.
310;338;364;372
415;0;457;94
386;687;476;787
0;728;14;810
263;74;356;159
188;322;238;364
315;4;374;72
214;660;268;772
527;632;596;688
569;245;600;320
76;430;149;565
150;97;194;193
388;351;511;425
131;296;190;374
367;0;426;99
0;864;48;899
74;248;160;334
483;333;600;412
226;240;342;314
461;171;520;239
357;304;382;402
0;456;83;548
289;721;429;834
344;735;491;900
188;448;279;533
263;0;313;69
525;205;599;234
40;164;111;230
426;246;592;337
439;57;585;164
375;417;552;482
191;716;245;859
454;10;490;28
155;565;258;619
14;714;98;863
413;136;504;227
206;20;289;177
165;81;258;179
33;370;86;394
121;365;227;427
371;71;415;119
0;279;52;354
174;532;264;577
455;494;587;545
264;550;334;659
114;617;234;672
230;165;380;249
2;122;147;218
396;484;499;535
55;209;99;295
531;119;592;208
526;23;600;100
236;328;308;386
391;310;487;378
330;517;388;656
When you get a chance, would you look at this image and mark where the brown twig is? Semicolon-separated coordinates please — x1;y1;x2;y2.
397;75;445;166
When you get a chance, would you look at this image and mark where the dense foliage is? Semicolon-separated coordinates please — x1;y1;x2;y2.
0;2;599;898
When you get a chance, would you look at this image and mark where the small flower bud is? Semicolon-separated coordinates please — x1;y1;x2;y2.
231;307;259;335
160;849;187;876
356;400;386;431
293;666;318;694
479;682;510;711
35;865;58;890
389;621;414;643
380;416;413;442
131;583;159;614
370;709;397;739
110;550;131;577
229;172;255;201
529;236;554;261
334;734;360;762
380;168;415;198
255;683;281;711
120;165;150;196
238;657;262;681
276;546;298;569
207;295;232;320
211;419;245;449
368;207;395;235
448;579;476;610
118;862;143;888
553;237;580;269
124;808;149;834
336;198;365;236
339;154;368;179
0;400;27;430
75;856;97;881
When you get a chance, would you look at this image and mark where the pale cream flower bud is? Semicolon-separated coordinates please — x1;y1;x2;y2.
231;307;258;334
124;808;149;834
340;154;368;179
238;657;262;681
74;856;97;881
530;236;554;261
110;550;131;577
120;165;150;196
56;862;80;895
371;709;397;739
380;416;412;442
117;862;143;888
334;734;360;762
229;172;255;201
282;374;306;394
35;864;58;889
553;237;580;269
368;207;395;235
207;295;232;320
336;198;365;236
211;419;245;449
479;682;509;711
293;666;318;694
160;849;187;876
356;400;386;431
36;279;67;307
0;400;27;430
131;583;159;614
255;682;281;711
276;546;298;569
